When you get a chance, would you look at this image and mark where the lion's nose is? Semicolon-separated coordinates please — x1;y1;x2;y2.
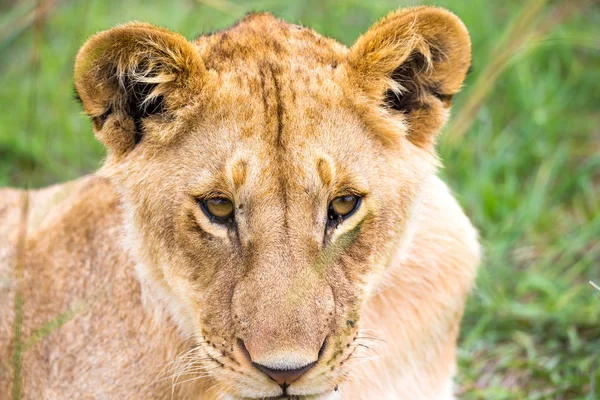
238;339;325;385
252;361;317;385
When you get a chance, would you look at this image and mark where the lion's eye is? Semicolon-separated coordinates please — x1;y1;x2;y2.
328;195;360;224
201;198;234;223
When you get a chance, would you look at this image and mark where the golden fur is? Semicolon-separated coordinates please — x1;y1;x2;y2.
0;7;479;399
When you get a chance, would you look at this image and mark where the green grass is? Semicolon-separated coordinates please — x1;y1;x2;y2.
1;0;598;398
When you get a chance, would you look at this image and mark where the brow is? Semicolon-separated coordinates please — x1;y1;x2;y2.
229;159;248;190
316;157;334;187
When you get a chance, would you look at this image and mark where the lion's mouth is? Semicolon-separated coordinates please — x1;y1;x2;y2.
260;393;315;399
252;389;335;400
261;389;337;400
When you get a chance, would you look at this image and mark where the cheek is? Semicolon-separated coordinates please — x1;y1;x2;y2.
339;210;402;298
163;230;243;335
323;224;385;311
111;165;182;239
195;262;246;337
172;217;234;287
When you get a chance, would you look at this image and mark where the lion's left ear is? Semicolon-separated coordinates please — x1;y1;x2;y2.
348;6;471;147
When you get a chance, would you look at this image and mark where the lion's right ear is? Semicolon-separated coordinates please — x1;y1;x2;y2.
74;22;204;155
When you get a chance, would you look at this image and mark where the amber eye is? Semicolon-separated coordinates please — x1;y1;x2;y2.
328;195;360;225
201;198;234;223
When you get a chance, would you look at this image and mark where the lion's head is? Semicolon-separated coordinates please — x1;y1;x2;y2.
74;7;470;398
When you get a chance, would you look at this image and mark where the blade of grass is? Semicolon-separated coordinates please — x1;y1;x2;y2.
11;192;29;400
590;281;600;300
22;288;106;352
443;0;591;145
195;0;245;18
0;0;56;50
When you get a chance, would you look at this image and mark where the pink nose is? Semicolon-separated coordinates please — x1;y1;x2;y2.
238;339;323;386
252;361;317;385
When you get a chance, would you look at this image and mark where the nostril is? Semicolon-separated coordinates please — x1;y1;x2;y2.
252;361;317;386
318;337;327;360
237;339;252;363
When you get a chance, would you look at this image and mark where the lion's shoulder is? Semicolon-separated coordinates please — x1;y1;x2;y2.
0;175;120;287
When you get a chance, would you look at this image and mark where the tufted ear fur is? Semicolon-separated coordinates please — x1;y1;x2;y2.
348;6;471;147
74;22;204;156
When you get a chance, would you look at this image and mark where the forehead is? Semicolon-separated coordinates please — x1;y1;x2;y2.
196;13;347;73
177;14;381;187
193;12;351;143
178;96;377;195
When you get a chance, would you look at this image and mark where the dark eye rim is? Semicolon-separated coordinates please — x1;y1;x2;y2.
199;198;234;224
327;195;362;226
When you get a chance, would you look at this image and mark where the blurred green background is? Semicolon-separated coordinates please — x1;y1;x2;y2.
0;0;598;398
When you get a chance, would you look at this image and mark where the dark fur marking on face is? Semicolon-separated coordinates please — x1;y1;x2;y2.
271;67;285;149
318;215;367;281
261;62;291;238
231;159;248;189
316;157;333;187
185;210;212;239
258;68;269;118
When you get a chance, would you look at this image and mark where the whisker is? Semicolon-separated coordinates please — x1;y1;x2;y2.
356;335;387;343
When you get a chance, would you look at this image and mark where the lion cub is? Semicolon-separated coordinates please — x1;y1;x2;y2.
0;6;479;399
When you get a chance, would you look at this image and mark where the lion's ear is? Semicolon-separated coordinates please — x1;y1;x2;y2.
348;7;471;147
74;22;204;155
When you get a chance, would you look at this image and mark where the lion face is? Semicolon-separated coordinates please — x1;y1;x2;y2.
74;8;470;398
